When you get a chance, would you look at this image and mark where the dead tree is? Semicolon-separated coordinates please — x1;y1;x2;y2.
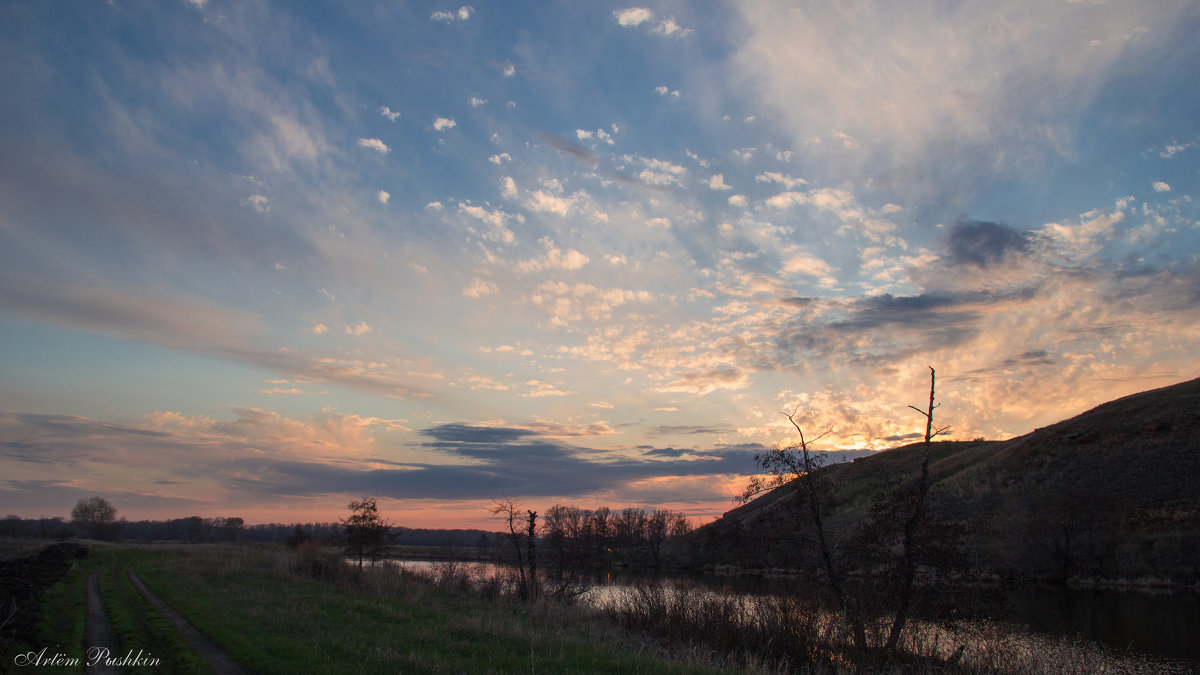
490;496;530;599
884;366;950;651
739;366;950;657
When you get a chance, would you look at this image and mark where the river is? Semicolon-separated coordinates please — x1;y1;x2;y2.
393;559;1200;668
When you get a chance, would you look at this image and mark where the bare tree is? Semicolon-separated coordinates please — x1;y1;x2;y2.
885;366;950;650
70;496;120;541
739;421;868;650
739;367;950;657
490;496;537;599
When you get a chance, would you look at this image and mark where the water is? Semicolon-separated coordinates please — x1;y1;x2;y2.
1004;586;1200;664
392;559;1200;667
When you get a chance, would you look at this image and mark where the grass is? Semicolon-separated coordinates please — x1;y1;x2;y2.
95;549;209;673
15;541;1195;674
131;544;727;674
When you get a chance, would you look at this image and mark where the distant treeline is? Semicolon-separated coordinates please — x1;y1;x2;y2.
541;505;691;573
1;506;693;571
0;514;499;546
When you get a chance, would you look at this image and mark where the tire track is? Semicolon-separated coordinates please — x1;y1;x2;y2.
84;570;120;675
126;569;249;675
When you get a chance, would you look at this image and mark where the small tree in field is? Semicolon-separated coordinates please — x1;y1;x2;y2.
70;496;120;541
341;497;391;569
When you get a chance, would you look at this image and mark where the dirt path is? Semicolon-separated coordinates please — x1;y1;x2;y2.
84;570;119;675
126;569;249;675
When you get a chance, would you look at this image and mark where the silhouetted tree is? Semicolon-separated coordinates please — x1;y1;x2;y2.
341;497;391;569
739;367;950;658
70;497;121;541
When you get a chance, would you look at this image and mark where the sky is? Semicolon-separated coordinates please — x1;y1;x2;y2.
1;1;1198;529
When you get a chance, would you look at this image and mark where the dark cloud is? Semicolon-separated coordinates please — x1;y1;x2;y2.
641;447;693;457
223;426;765;500
943;219;1030;267
778;296;814;308
535;132;597;165
647;425;732;437
833;293;981;330
419;423;539;445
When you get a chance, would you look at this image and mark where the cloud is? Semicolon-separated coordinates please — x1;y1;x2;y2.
707;174;732;191
242;194;270;213
356;138;389;154
943;220;1031;268
457;202;520;244
520;380;572;398
538;133;597;165
433;117;456;131
1153;181;1171;192
463;277;498;298
344;321;371;336
376;190;390;204
311;323;328;335
379;106;400;121
469;96;487;107
517;238;590;273
431;6;472;22
731;1;1197;194
755;172;807;189
614;8;653;27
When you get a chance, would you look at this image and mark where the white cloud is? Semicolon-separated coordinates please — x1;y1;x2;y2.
652;17;691;37
524;190;583;217
707;174;732;191
732;2;1192;188
344;321;371;336
458;202;519;244
431;7;471;22
425;201;444;211
655;85;680;97
488;153;511;165
243;194;270;213
728;195;747;207
520;380;571;398
500;176;518;199
634;157;688;187
517;238;590;273
755;172;807;189
463;278;498;298
469;96;487;107
311;323;328;335
764;191;807;209
377;190;390;204
356;138;389;154
614;8;653;27
379;106;400;121
646;217;672;228
433;117;456;131
503;64;516;78
1153;181;1171;192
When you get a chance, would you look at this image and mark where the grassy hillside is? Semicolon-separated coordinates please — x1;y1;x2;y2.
673;377;1200;584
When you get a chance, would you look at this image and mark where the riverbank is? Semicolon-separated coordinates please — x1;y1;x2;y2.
5;541;1197;673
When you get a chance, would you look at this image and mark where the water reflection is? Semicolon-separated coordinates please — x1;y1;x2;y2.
392;558;1200;667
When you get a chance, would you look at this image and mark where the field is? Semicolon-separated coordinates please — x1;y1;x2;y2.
3;541;728;674
3;540;1194;674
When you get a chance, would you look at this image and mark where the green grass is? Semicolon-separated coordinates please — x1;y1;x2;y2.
131;545;729;674
23;555;93;673
96;550;210;673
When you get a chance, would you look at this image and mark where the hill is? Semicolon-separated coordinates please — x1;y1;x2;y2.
671;376;1200;584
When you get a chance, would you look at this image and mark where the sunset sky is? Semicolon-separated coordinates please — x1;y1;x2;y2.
2;1;1198;529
